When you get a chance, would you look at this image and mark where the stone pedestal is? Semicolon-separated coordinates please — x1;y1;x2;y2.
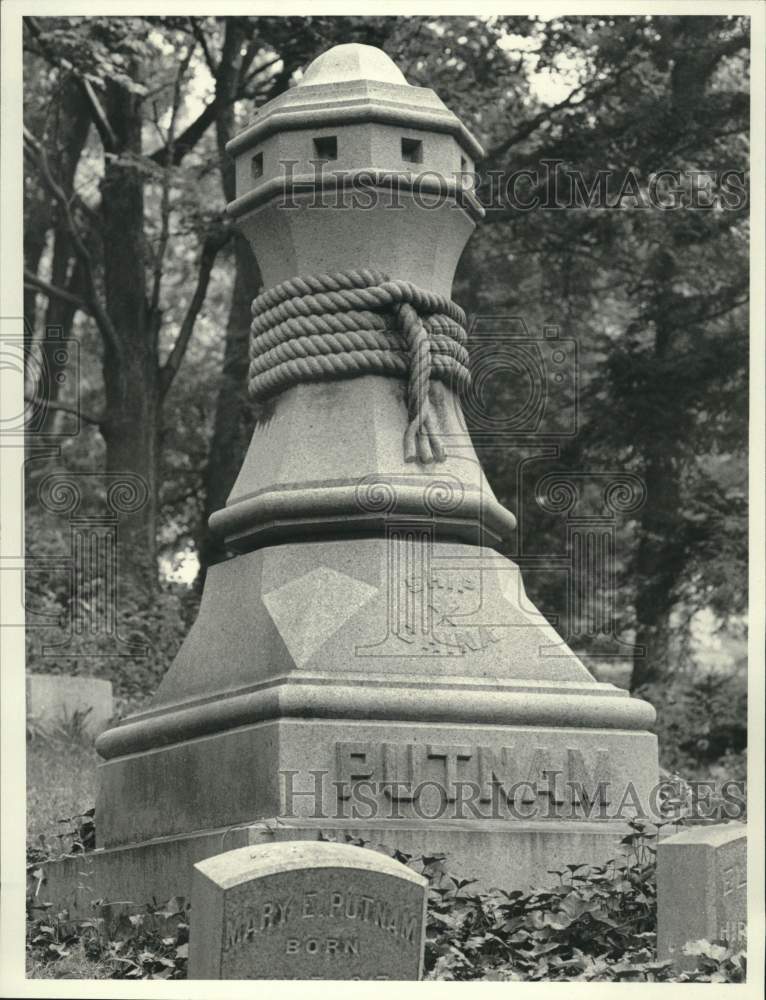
92;529;657;900
38;818;645;932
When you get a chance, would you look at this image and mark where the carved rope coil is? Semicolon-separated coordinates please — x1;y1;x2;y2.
249;268;470;463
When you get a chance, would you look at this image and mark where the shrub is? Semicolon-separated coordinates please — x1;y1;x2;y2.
27;819;747;981
25;510;193;702
640;670;747;780
320;820;746;983
27;800;187;979
26;897;189;980
636;671;748;825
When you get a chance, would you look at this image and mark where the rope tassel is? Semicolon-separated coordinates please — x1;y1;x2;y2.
249;270;470;464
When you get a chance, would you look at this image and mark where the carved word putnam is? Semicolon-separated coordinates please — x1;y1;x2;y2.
335;740;612;807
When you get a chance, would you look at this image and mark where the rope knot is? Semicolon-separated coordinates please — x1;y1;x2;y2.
249;269;470;463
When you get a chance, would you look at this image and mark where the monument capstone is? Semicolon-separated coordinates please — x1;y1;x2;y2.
91;41;659;898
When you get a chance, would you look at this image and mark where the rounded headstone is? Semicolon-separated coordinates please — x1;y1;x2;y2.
189;840;428;980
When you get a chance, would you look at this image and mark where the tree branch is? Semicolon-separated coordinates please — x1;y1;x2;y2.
148;36;290;166
24;270;89;314
672;294;750;333
25;396;102;427
148;98;220;167
159;229;230;397
240;55;284;92
701;29;750;70
236;34;262;91
150;44;196;315
485;67;629;163
189;16;219;77
24;17;118;152
23;126;120;356
79;77;118;152
150;27;292;166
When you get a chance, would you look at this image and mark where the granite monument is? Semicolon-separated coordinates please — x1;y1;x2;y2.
81;41;660;912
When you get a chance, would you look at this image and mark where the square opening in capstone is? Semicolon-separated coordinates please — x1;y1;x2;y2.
401;137;423;163
313;136;338;160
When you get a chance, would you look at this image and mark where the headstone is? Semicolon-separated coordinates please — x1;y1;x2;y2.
27;673;113;738
657;823;747;968
189;841;428;980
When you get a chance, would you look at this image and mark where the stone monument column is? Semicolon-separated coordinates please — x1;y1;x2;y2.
95;43;658;890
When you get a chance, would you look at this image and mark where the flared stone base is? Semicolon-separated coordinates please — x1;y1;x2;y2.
96;537;658;849
39;815;663;935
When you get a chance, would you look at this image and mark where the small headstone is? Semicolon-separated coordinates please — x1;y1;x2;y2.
26;674;113;738
657;823;747;968
189;840;428;980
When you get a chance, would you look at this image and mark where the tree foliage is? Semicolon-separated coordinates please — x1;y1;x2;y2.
23;15;749;699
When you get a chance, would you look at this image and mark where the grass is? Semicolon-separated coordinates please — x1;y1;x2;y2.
26;729;107;979
26;730;99;851
27;945;114;980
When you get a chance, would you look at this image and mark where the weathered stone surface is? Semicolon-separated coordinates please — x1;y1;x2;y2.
209;378;516;552
232;189;478;300
36;815;643;933
97;716;658;847
189;841;427;980
98;538;653;756
35;825;253;931
657;824;747;968
96;536;657;848
301;42;409;86
226;42;484;269
27;673;113;738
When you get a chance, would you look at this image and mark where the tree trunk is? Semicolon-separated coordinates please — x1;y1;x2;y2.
24;78;90;385
630;449;683;689
99;77;159;591
197;233;260;577
39;82;92;429
195;19;260;583
628;28;722;691
23;202;47;356
629;262;688;690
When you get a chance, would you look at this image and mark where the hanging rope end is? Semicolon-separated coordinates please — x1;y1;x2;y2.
404;418;448;464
